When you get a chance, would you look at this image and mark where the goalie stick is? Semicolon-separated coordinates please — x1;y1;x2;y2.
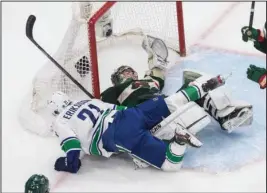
26;15;95;99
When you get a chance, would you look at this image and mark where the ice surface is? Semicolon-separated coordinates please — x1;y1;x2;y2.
163;47;266;172
2;2;266;192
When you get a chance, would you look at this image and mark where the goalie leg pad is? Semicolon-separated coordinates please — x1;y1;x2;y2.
189;74;215;99
164;91;191;112
206;86;232;111
152;102;211;140
199;87;253;132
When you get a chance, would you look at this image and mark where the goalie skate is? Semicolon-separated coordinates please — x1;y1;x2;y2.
219;107;253;133
174;126;203;148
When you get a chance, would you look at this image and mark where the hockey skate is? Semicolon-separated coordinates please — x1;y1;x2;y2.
182;69;253;133
218;107;253;133
174;126;203;148
196;91;253;133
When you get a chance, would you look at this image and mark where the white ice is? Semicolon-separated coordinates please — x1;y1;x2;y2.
2;2;266;192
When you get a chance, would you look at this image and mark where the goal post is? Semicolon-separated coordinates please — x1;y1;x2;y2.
88;2;116;99
176;1;186;57
19;1;187;137
88;1;186;98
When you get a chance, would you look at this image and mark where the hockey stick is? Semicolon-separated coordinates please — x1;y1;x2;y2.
243;1;256;41
249;1;255;29
26;15;95;99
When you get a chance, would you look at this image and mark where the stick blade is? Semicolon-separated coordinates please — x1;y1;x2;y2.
26;15;36;39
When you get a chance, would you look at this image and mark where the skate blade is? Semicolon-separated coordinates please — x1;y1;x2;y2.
178;127;203;148
226;108;253;133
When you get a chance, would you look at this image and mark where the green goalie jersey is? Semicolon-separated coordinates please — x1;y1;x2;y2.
101;75;164;107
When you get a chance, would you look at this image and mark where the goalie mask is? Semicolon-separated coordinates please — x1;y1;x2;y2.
47;91;72;117
25;174;49;193
111;65;138;85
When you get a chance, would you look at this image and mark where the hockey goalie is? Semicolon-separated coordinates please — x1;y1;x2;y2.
101;35;254;134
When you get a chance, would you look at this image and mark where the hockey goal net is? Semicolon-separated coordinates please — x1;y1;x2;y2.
19;2;186;136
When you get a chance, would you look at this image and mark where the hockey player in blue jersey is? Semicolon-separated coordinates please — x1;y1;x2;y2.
101;35;254;133
47;75;221;174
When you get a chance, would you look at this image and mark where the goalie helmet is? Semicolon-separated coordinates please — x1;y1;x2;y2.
25;174;49;193
47;91;72;117
111;65;138;85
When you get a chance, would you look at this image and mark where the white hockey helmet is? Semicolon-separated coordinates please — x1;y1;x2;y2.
47;91;72;117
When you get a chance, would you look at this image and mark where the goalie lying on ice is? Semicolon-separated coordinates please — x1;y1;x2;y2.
101;35;253;134
46;75;217;173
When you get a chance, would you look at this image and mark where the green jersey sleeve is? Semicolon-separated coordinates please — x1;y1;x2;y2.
101;86;120;105
254;38;267;54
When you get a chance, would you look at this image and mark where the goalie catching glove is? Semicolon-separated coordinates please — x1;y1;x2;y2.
142;35;169;71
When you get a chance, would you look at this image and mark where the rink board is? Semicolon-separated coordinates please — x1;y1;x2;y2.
163;45;266;172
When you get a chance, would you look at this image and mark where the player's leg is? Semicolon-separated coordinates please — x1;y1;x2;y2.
164;73;215;113
196;87;253;133
181;69;253;133
130;126;202;171
134;92;211;136
151;101;211;139
134;96;171;129
103;96;203;171
102;97;170;154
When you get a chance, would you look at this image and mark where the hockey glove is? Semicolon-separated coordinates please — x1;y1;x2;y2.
241;26;262;42
247;64;266;89
54;150;81;173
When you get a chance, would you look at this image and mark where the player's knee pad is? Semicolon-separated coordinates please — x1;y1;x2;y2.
199;86;253;132
161;142;186;172
152;101;211;140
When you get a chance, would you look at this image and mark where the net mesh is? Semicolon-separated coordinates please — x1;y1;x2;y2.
19;2;185;136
